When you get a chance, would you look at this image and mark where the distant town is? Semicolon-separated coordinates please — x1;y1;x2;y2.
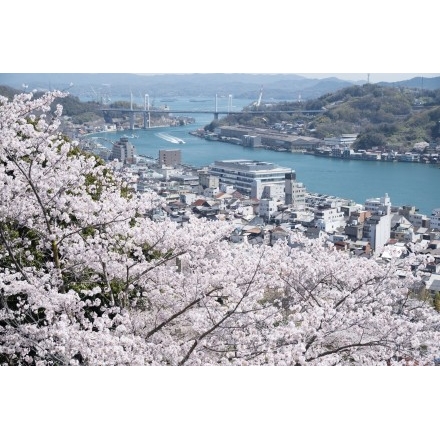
189;124;439;165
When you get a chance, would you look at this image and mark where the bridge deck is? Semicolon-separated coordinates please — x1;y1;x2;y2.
100;108;324;115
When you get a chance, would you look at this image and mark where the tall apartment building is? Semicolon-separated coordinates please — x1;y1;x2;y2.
285;172;306;209
110;137;135;164
159;149;181;167
363;194;392;253
208;159;291;198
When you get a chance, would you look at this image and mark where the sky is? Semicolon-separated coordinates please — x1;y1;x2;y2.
3;3;440;80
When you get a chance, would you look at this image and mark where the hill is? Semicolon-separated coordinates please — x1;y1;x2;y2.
220;83;440;150
3;77;440;150
0;73;359;101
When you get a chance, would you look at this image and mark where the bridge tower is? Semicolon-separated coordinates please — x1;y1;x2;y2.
144;94;151;129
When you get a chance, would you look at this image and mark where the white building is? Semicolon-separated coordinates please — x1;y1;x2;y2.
259;199;278;221
364;193;392;215
315;206;346;233
110;137;135;164
363;194;393;253
208;160;291;198
285;171;306;209
324;133;358;147
252;180;285;200
431;208;440;230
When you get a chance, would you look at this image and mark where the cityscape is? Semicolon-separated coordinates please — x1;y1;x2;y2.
79;115;440;302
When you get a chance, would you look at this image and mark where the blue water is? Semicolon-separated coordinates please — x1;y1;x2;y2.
88;96;440;217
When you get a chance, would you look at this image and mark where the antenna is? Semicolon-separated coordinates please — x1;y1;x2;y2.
367;73;370;84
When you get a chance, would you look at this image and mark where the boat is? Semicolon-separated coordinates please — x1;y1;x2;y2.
189;98;210;102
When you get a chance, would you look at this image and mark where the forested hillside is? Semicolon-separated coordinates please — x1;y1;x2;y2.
221;83;440;150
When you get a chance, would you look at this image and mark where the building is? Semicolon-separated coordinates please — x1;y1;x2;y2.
324;133;358;147
285;172;306;208
208;159;291;198
314;206;346;233
243;135;262;148
400;205;430;228
159;149;182;167
364;193;392;216
199;171;219;189
259;198;278;221
431;208;440;230
110;137;135;164
363;194;392;253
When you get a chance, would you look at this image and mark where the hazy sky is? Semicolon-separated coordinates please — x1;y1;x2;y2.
3;3;440;82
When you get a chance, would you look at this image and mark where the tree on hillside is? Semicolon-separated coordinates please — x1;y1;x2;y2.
1;91;439;366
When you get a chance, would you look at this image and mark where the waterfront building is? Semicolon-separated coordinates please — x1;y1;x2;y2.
208;159;291;199
324;133;358;147
289;137;322;152
431;208;440;230
243;135;262;148
159;149;182;167
110;137;135;164
398;152;420;162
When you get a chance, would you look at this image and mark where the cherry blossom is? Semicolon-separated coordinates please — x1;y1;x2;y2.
1;91;439;366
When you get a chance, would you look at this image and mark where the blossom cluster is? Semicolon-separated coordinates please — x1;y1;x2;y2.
1;91;439;366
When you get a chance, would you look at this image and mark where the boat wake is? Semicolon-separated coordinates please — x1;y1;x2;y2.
155;132;185;144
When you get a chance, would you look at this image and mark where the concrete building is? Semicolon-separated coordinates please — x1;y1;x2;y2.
363;194;392;253
243;135;262;148
324;133;358;147
159;149;182;167
208;159;291;198
259;198;278;221
285;172;306;209
199;171;219;189
400;205;430;228
314;206;346;233
430;208;440;230
110;137;135;164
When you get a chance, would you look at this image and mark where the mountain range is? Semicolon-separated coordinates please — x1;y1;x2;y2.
1;73;439;102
